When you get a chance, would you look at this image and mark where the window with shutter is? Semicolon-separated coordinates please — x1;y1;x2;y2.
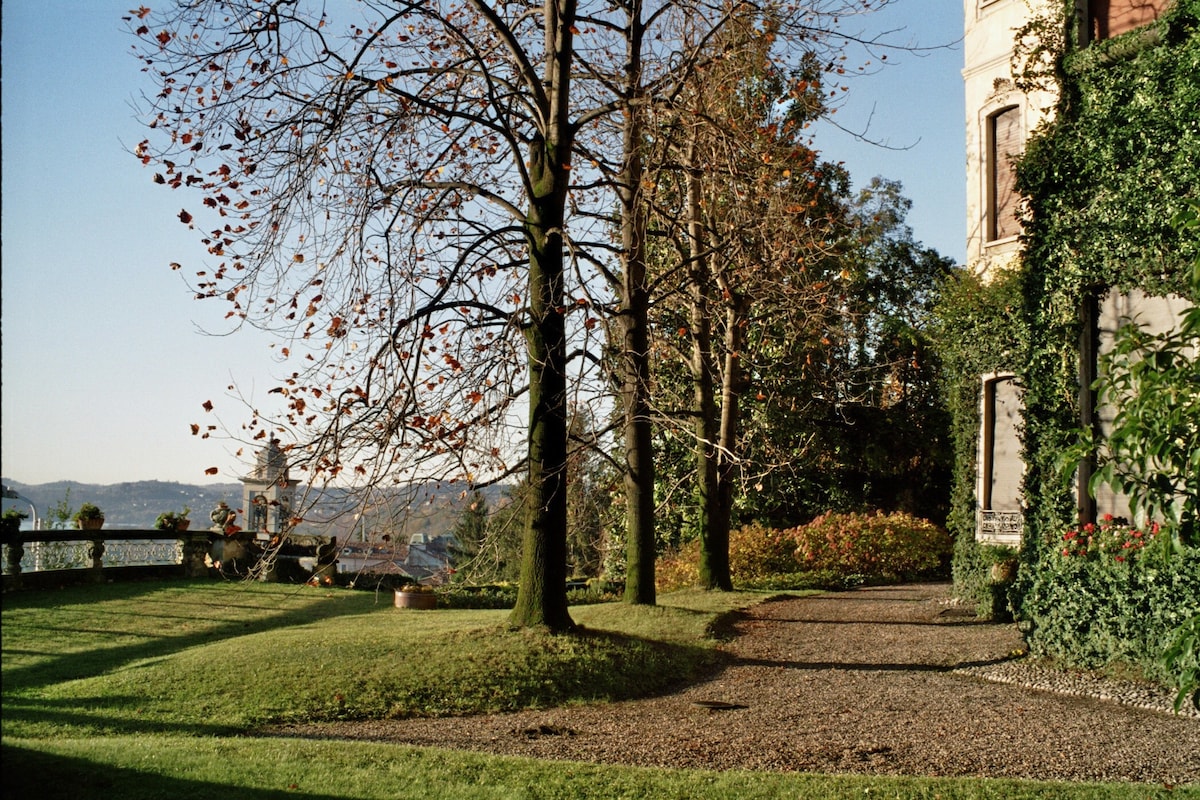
988;106;1022;242
1088;0;1169;42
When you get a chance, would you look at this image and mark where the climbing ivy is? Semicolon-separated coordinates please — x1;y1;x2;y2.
937;1;1200;641
1015;0;1200;560
930;268;1027;613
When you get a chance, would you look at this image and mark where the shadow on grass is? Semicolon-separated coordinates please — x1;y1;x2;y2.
2;580;380;694
1;694;246;737
0;743;348;800
570;627;728;701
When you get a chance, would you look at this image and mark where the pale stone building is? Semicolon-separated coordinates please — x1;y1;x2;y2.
963;0;1179;544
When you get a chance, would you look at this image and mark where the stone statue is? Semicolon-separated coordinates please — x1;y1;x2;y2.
210;501;237;533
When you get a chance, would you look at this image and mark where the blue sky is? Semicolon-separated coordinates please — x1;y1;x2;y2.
0;0;964;486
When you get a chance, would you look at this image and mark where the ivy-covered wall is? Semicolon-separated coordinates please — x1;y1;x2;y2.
932;269;1025;613
938;0;1200;675
1015;0;1200;549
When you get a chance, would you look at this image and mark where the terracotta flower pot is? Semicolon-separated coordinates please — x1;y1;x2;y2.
394;589;437;610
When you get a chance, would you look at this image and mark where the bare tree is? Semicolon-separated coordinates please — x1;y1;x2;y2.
132;0;588;630
131;0;920;615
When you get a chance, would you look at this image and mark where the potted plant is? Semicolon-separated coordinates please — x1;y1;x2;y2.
978;544;1018;622
2;507;29;537
155;507;192;532
394;582;437;610
980;544;1019;583
73;503;105;531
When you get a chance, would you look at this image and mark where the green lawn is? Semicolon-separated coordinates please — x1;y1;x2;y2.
2;580;1189;799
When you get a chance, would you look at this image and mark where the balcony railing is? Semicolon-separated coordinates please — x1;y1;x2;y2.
2;527;339;592
2;528;212;590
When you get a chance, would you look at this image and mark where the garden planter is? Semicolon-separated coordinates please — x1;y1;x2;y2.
394;589;437;610
989;559;1018;584
988;582;1013;622
76;518;104;531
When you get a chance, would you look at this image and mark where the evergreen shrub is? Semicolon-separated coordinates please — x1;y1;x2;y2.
1021;545;1200;683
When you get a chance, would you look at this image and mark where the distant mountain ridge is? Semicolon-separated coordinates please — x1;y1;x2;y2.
1;478;505;542
1;479;243;529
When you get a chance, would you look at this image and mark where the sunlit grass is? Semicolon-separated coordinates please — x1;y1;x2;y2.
2;580;1180;799
2;736;1176;800
2;581;752;739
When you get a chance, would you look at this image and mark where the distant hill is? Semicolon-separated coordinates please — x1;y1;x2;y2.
1;478;507;542
1;479;243;529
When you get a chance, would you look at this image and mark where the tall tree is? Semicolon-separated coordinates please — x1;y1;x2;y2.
588;0;906;595
649;17;851;588
132;0;583;630
617;1;660;606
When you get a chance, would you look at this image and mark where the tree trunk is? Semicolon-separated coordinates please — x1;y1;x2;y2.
687;152;730;591
711;296;746;590
620;0;656;606
510;0;578;632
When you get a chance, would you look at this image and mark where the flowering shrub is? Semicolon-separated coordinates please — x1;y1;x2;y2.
1022;547;1200;685
656;541;700;592
657;513;952;591
657;523;832;592
728;522;802;583
791;511;953;580
1059;515;1160;562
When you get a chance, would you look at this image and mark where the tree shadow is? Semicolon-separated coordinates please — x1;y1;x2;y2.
1;743;350;800
2;580;382;693
753;617;999;628
2;695;241;737
725;652;1025;673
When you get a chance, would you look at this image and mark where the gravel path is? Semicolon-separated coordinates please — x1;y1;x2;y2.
273;583;1199;785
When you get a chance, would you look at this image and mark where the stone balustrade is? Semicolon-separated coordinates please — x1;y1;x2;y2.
1;528;336;591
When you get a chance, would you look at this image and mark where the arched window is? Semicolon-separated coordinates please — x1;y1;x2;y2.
978;373;1024;543
988;106;1022;242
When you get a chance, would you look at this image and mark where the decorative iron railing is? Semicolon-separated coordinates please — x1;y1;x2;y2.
978;510;1024;544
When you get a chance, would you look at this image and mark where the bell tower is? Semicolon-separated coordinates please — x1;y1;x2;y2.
240;439;295;536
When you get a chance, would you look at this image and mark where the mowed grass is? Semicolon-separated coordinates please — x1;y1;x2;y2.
2;579;1188;800
1;581;729;738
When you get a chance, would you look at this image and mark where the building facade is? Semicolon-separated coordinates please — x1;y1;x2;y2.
962;0;1183;545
